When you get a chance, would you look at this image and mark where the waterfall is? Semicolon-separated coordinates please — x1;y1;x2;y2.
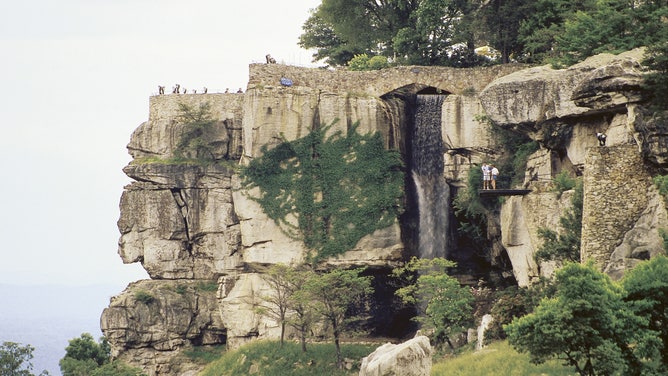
411;94;449;259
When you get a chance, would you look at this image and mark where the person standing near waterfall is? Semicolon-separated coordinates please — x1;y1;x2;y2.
491;165;499;189
482;163;491;189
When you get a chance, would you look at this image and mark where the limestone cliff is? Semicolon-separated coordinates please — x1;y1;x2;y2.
101;49;668;375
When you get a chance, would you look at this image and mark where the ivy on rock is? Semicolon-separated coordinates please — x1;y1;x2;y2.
241;122;404;262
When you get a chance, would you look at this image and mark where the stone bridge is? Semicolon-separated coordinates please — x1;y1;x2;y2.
248;63;527;97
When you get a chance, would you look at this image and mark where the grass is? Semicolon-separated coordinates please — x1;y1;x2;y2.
198;340;377;376
431;341;574;376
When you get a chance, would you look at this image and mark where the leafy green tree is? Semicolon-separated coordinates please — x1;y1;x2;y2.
644;41;668;111
298;10;360;66
394;257;474;349
241;122;404;262
300;0;418;65
59;333;109;376
622;254;668;373
478;0;532;63
550;0;668;66
518;0;596;63
505;262;647;376
303;268;372;368
0;342;49;376
393;0;476;66
284;269;318;353
535;178;583;263
257;264;317;349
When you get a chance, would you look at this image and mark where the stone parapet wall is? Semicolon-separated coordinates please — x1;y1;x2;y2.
148;93;244;123
248;63;527;97
581;145;651;269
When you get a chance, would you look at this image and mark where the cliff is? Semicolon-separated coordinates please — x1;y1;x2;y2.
101;48;668;375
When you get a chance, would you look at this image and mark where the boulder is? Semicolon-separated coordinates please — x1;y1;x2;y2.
359;336;432;376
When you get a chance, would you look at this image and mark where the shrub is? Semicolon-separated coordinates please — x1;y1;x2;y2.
134;290;154;304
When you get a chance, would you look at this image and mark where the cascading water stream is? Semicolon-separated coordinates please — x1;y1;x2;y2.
411;94;449;259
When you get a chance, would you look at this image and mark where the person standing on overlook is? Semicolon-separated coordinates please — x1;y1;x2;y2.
482;163;491;190
491;165;499;189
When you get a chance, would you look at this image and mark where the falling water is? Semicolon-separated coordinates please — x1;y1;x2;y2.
411;94;449;259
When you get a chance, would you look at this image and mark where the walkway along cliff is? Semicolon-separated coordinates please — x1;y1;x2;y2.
101;48;668;375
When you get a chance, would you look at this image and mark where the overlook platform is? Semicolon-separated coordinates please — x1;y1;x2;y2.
479;189;532;197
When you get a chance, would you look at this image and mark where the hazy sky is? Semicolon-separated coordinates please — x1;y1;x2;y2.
0;0;321;287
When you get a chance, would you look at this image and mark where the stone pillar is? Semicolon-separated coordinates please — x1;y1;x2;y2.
581;145;650;269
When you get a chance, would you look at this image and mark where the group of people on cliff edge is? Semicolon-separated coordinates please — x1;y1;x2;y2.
482;163;499;190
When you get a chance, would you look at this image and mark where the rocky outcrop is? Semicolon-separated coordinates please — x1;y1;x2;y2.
485;48;667;285
103;48;668;375
101;280;224;376
359;336;432;376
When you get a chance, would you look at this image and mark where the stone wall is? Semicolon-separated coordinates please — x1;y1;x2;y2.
248;63;527;97
581;145;656;275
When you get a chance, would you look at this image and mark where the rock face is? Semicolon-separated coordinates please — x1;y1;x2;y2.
359;336;433;376
486;48;668;285
102;49;668;375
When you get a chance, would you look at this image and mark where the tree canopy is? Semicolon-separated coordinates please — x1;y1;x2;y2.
505;261;667;375
300;0;668;68
0;342;48;376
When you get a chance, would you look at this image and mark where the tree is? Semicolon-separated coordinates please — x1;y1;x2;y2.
241;122;404;262
622;254;668;373
0;342;49;376
393;257;474;349
59;333;110;376
644;40;668;111
303;268;372;369
257;264;316;349
505;262;647;376
478;0;532;63
551;0;668;66
298;10;360;66
518;0;597;63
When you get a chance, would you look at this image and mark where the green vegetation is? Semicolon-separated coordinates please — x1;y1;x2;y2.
432;340;573;376
196;281;219;292
453;165;490;253
59;333;145;376
199;340;376;376
347;54;389;70
304;268;372;368
182;345;226;365
173;102;218;162
257;264;316;349
393;257;474;350
490;125;539;189
240;122;404;262
535;177;583;263
552;170;578;197
256;265;371;367
134;290;155;304
506;259;668;375
644;41;668;110
300;0;667;69
0;341;49;376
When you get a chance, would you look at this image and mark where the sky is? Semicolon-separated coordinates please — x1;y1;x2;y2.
0;0;322;288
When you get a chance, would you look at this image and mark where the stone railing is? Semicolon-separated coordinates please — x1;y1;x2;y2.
248;63;527;97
